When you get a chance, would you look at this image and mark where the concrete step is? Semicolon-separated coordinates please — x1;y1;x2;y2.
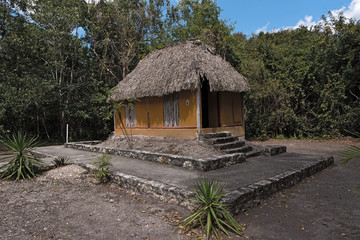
199;132;231;140
213;141;245;151
245;150;262;158
205;136;239;145
262;145;287;156
223;145;253;154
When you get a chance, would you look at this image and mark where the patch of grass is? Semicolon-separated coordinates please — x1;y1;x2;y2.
0;132;43;180
92;154;112;183
179;178;243;239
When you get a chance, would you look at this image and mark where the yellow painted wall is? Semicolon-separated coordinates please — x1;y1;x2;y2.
148;96;163;127
117;97;163;128
179;90;197;127
207;92;219;127
115;107;126;128
219;92;243;126
219;92;233;126
233;93;243;124
113;91;198;139
113;90;245;139
135;99;148;127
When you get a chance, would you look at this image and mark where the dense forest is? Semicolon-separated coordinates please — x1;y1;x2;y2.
1;0;359;141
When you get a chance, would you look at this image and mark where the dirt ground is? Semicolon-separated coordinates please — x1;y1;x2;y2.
241;139;360;240
98;134;224;158
0;139;359;240
0;165;192;240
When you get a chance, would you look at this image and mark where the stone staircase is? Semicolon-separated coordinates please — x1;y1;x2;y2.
199;132;261;157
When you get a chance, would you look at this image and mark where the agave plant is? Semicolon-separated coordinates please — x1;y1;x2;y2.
339;145;360;165
52;156;70;167
0;132;43;180
180;178;243;239
339;131;360;192
339;131;360;165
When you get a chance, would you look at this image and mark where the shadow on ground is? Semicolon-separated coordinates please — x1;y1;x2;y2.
241;140;360;240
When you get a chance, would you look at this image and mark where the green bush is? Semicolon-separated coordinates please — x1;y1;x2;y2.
180;178;243;239
92;154;112;183
0;132;43;180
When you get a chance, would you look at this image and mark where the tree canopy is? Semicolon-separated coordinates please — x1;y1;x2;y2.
0;0;359;141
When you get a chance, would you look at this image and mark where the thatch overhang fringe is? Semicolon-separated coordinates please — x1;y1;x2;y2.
109;39;250;102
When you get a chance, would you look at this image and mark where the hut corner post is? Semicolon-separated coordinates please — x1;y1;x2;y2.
197;85;201;138
113;110;116;132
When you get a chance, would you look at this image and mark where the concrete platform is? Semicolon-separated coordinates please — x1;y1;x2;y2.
33;145;334;213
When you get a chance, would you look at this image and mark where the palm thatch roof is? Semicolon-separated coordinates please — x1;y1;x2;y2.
109;39;250;102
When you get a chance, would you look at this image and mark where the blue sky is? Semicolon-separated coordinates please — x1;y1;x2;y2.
217;0;360;35
171;0;360;36
87;0;360;36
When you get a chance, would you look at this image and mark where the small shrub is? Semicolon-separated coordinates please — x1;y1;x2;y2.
0;132;43;180
179;178;243;239
275;134;286;140
52;156;70;167
92;154;112;183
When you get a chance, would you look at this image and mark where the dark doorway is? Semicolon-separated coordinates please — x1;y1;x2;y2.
201;78;220;128
201;79;209;128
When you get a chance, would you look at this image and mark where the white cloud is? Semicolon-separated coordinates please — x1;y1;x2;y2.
85;0;99;3
259;0;360;33
290;0;360;29
86;0;179;5
85;0;110;4
291;15;317;29
256;22;270;34
342;0;360;19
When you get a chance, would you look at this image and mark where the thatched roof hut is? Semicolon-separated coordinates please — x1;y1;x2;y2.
109;39;249;102
110;39;250;139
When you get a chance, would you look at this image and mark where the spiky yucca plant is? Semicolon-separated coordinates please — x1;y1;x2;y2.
180;178;243;239
0;132;42;180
